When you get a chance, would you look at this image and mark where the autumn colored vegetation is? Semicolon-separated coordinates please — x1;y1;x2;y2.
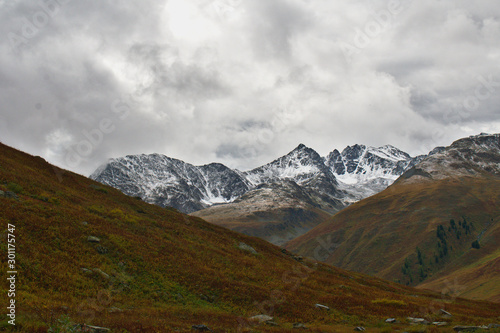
0;142;499;332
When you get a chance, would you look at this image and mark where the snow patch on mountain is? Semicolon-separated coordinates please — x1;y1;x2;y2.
245;164;319;186
323;144;423;200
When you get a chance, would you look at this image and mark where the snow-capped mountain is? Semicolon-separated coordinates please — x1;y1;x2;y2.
324;144;425;201
398;133;500;184
90;154;250;213
246;144;336;186
245;144;346;213
91;143;424;214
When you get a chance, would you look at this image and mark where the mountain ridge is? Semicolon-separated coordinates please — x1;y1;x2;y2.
91;142;424;214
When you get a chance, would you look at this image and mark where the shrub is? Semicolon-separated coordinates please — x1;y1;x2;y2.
90;184;108;193
88;205;106;215
48;315;77;332
7;182;23;193
109;208;125;219
471;240;480;249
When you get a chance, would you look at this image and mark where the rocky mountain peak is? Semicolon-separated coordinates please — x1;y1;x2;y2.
287;143;323;162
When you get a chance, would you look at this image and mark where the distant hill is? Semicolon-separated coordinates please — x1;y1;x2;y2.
286;133;500;303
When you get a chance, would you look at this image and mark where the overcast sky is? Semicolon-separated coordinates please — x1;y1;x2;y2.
1;0;500;176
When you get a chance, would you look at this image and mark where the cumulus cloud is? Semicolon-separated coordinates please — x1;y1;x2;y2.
0;0;499;175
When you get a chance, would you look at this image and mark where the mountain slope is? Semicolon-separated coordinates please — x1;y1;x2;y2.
191;180;333;245
2;141;500;331
286;133;500;302
396;133;500;182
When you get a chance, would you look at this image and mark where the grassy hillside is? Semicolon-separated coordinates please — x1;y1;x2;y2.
286;175;500;302
0;142;499;332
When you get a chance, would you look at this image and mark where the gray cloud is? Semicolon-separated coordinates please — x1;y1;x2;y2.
0;0;499;176
246;0;312;60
